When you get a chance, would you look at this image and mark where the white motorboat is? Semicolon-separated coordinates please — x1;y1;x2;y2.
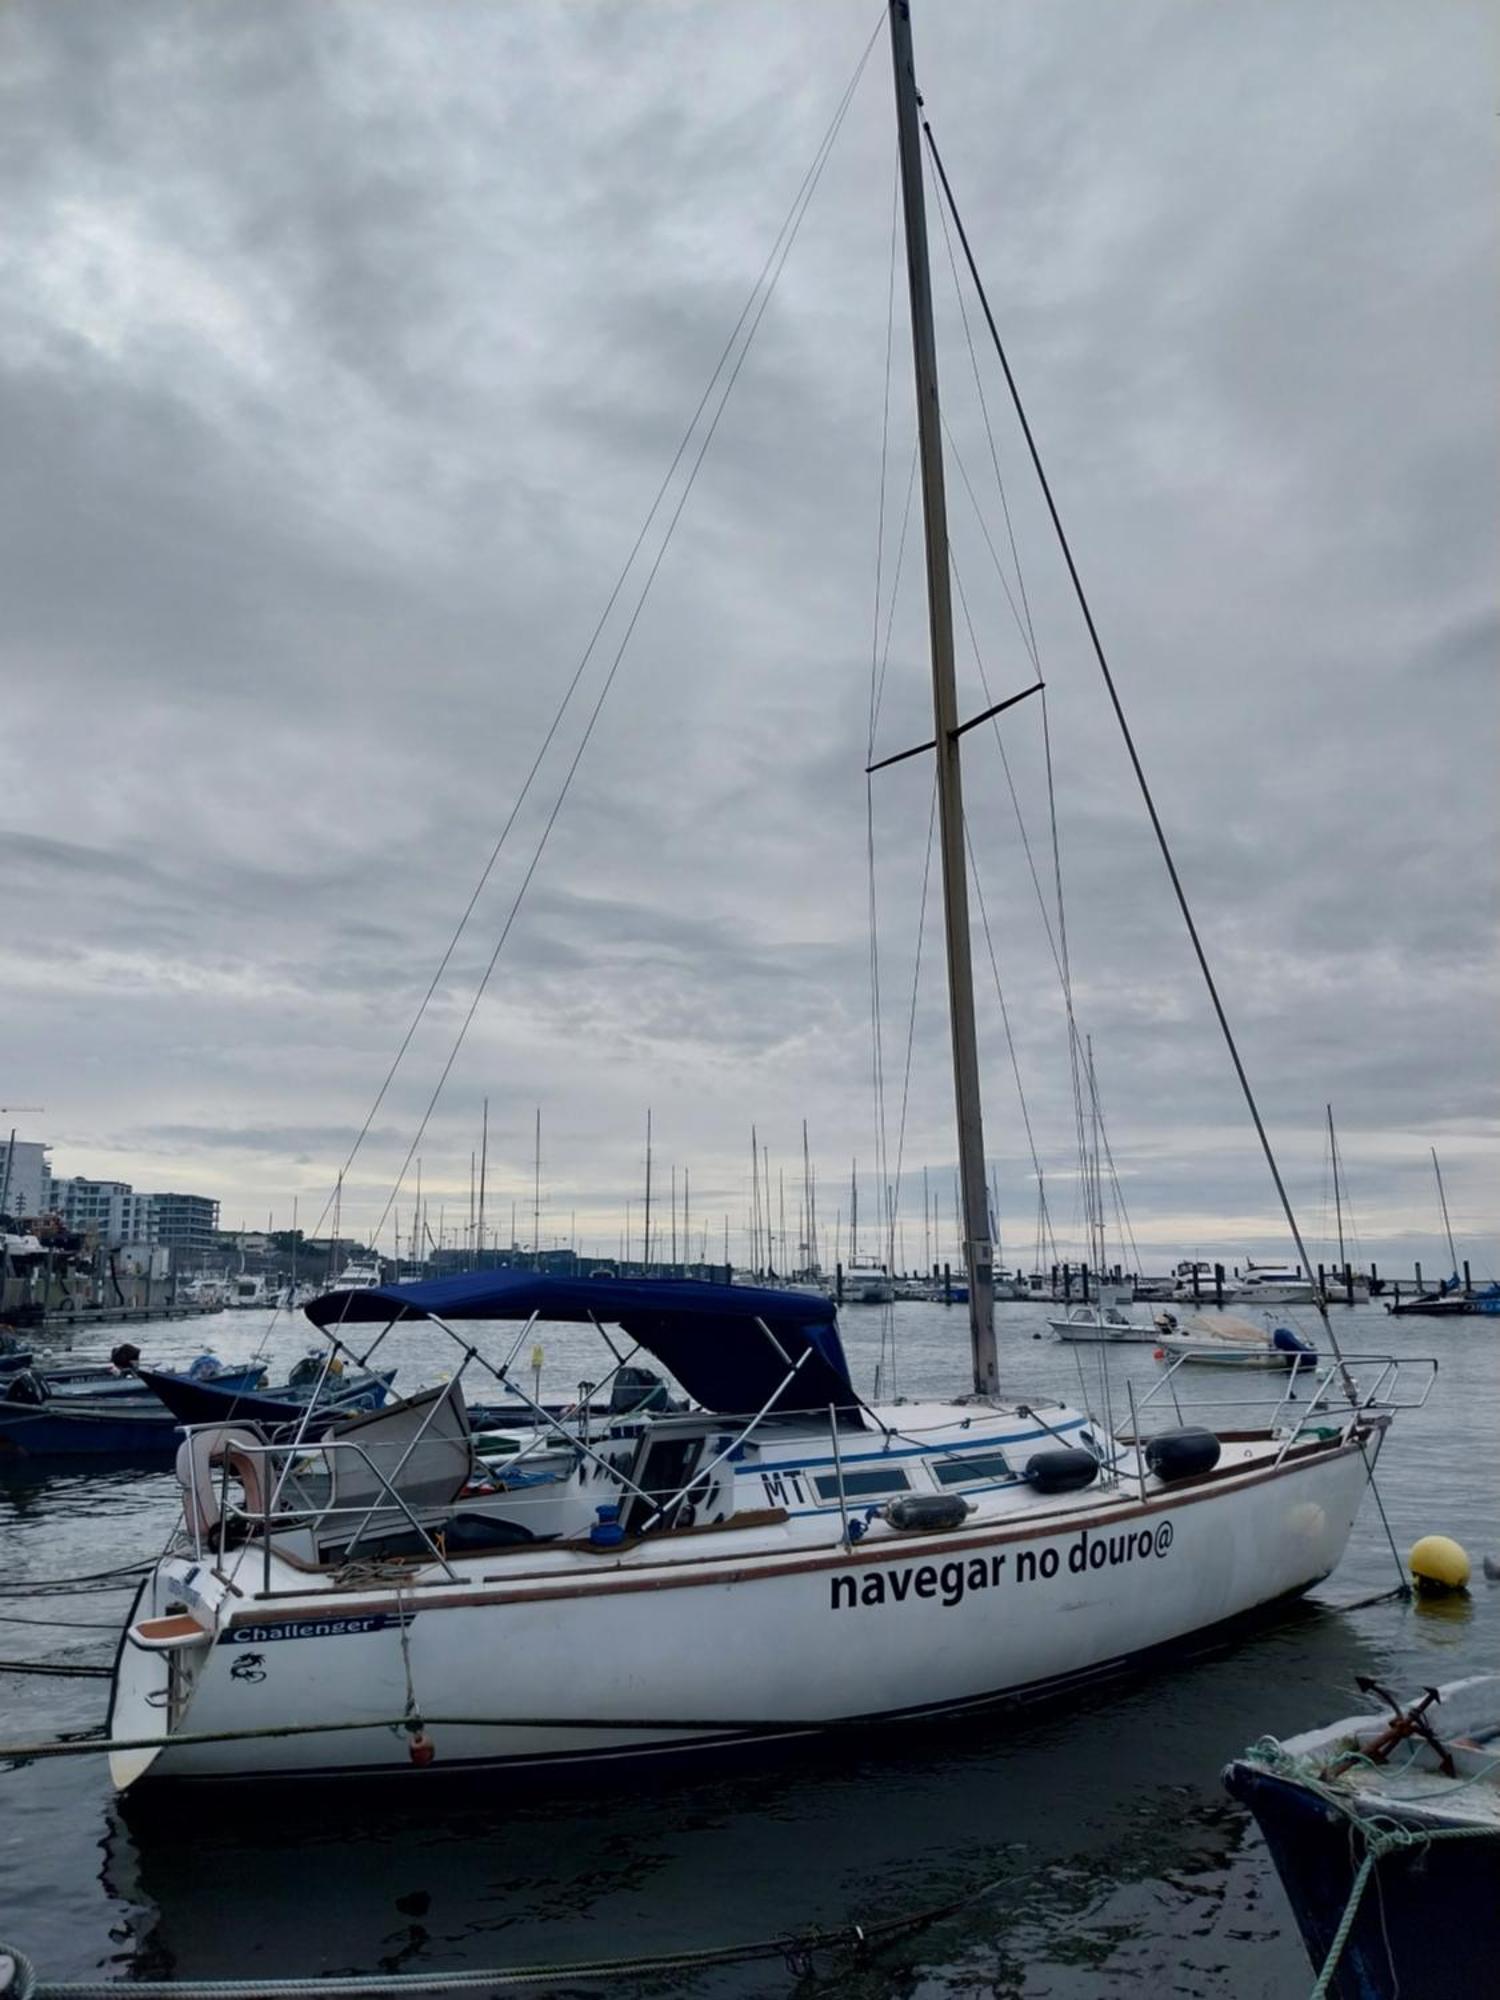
226;1273;278;1310
1169;1259;1245;1302
843;1256;895;1306
1236;1260;1318;1306
1049;1287;1165;1344
105;2;1432;1795
325;1252;383;1293
1156;1313;1318;1371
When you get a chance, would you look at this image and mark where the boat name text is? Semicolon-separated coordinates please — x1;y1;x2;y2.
829;1523;1173;1611
220;1612;415;1645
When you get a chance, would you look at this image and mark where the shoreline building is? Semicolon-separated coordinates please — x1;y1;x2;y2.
0;1137;50;1220
3;1133;220;1266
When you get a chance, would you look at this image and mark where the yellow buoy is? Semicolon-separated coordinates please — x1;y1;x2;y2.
1409;1534;1470;1594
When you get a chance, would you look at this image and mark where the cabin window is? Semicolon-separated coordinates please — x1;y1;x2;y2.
812;1466;911;1501
932;1452;1012;1486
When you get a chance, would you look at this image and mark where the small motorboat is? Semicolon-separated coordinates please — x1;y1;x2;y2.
137;1358;396;1430
1156;1314;1317;1370
1224;1674;1500;1999
0;1355;392;1459
1049;1288;1166;1344
33;1344;251;1402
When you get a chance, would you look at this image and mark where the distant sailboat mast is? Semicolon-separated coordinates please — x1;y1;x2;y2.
1431;1147;1460;1277
889;0;997;1390
1326;1104;1346;1271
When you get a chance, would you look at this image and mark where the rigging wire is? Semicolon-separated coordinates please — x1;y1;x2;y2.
946;543;1103;1275
932;126;1096;1271
1089;1061;1148;1281
342;17;885;1267
929;143;1040;674
888;775;940;1270
920;115;1358;1391
288;14;884;1272
962;821;1059;1272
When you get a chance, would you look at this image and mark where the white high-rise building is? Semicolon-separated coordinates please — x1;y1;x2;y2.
48;1178;156;1246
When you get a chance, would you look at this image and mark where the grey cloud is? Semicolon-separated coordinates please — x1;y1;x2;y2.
1;0;1493;1275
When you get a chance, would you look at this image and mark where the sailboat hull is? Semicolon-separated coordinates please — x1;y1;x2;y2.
111;1437;1372;1788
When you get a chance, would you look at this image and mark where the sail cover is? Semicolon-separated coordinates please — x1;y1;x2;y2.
306;1272;856;1416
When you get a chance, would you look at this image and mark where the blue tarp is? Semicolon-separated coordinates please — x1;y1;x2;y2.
306;1271;856;1417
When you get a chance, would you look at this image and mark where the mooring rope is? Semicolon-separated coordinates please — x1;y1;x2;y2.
0;1659;113;1681
0;1858;1022;1999
0;1708;875;1769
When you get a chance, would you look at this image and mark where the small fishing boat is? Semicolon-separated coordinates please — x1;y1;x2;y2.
1156;1314;1317;1371
1224;1675;1500;2000
1049;1288;1165;1344
0;1382;259;1459
31;1344;245;1402
0;1359;392;1459
136;1359;397;1430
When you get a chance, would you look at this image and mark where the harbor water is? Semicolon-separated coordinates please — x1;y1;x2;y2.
1;1299;1494;1996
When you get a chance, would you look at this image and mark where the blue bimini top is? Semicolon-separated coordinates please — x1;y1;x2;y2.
306;1270;856;1417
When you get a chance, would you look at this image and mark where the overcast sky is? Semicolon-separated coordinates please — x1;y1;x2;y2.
2;1;1494;1279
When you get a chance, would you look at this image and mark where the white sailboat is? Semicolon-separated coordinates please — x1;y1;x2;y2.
106;2;1430;1795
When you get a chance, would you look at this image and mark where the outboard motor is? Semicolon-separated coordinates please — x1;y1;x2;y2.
110;1342;142;1373
1272;1326;1317;1370
4;1369;47;1406
609;1365;673;1415
1145;1428;1221;1482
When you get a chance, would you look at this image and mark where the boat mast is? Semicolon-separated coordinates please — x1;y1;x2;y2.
533;1106;542;1269
887;0;996;1391
1326;1104;1346;1270
1431;1147;1459;1276
477;1098;489;1262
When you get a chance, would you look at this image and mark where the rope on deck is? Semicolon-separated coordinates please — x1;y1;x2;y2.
1241;1735;1500;1999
